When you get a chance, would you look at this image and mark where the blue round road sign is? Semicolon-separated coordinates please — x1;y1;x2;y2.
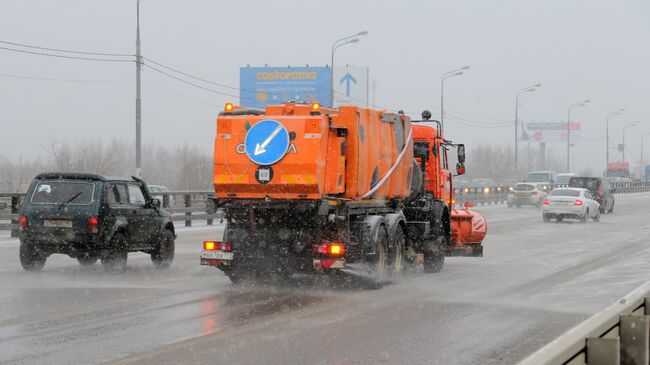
244;119;290;165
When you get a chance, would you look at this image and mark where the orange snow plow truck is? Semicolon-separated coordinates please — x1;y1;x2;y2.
201;102;486;285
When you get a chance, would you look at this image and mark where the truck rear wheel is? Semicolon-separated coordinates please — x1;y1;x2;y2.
388;227;405;275
365;224;389;289
424;213;448;273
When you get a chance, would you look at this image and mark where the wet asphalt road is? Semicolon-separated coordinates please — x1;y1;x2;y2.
2;194;650;364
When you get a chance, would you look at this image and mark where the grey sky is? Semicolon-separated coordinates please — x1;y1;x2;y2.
1;0;648;174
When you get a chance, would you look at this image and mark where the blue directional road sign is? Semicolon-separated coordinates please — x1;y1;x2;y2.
244;119;290;165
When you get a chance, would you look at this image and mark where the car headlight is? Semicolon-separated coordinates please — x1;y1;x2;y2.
483;187;490;193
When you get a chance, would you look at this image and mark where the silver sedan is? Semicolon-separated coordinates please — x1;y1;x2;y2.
542;188;601;223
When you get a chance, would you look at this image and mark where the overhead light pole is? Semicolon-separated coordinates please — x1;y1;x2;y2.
640;131;650;180
566;99;590;172
606;108;625;167
514;83;541;178
622;121;639;161
330;31;367;108
441;65;469;135
135;0;142;178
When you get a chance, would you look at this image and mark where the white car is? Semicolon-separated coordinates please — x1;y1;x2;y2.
542;188;600;223
507;183;547;208
148;185;174;207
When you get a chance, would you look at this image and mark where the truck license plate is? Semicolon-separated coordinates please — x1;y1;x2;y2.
43;220;73;228
201;250;233;260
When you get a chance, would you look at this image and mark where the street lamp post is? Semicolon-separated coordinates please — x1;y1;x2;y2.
640;132;650;180
606;108;625;167
622;121;639;161
440;65;469;135
514;83;542;178
566;100;590;172
330;31;367;107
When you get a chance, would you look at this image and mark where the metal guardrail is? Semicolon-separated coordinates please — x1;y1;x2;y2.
0;191;218;237
454;181;650;207
4;181;650;234
519;281;650;365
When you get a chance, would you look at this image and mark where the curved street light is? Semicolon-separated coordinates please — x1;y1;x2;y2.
622;121;639;161
440;65;469;134
566;99;590;172
514;83;542;177
606;108;625;166
330;31;368;107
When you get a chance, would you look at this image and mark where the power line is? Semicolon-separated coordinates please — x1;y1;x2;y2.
0;45;135;63
0;39;133;57
142;56;240;91
143;81;222;107
143;62;254;101
0;72;128;83
445;111;512;126
445;114;510;128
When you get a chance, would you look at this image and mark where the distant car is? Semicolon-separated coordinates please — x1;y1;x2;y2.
555;173;576;186
468;178;495;191
568;176;615;213
525;170;558;184
18;173;176;272
507;183;547;208
542;188;600;223
148;184;174;207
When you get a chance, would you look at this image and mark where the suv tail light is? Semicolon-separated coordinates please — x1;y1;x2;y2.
19;215;28;231
574;199;583;206
203;241;232;251
87;217;99;234
543;198;549;206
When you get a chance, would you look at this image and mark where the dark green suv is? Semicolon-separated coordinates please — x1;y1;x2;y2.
18;173;176;272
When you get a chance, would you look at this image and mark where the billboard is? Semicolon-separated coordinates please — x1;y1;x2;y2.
524;121;582;143
239;66;331;109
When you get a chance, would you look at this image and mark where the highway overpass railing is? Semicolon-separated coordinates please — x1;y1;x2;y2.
0;191;219;237
3;181;650;235
518;281;650;365
454;181;650;207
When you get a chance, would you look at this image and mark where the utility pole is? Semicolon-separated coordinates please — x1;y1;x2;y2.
371;79;376;109
135;0;142;178
566;100;590;172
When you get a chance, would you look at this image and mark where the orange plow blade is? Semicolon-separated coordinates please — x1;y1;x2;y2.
447;207;486;257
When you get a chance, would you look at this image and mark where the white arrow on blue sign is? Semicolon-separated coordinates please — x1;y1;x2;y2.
244;119;290;165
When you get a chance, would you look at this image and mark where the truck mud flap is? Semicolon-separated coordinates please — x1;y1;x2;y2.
445;245;483;257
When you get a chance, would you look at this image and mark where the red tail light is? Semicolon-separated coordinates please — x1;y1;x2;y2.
531;191;538;195
313;242;345;256
19;215;28;231
574;199;583;206
87;217;99;234
203;241;231;251
543;198;549;206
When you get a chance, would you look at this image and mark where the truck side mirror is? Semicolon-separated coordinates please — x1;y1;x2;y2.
457;144;466;163
456;162;466;176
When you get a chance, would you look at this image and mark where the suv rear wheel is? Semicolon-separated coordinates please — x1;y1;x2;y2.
20;242;47;271
102;233;128;272
151;229;175;269
77;254;98;266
